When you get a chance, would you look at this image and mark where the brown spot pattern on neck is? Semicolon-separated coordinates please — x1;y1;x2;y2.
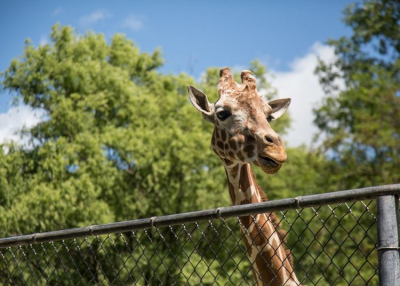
225;163;300;285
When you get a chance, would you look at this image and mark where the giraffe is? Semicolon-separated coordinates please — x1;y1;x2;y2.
187;67;301;286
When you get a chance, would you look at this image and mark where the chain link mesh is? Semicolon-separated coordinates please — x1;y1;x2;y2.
0;200;379;285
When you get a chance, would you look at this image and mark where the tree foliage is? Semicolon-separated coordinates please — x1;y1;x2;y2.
315;0;400;189
1;24;227;236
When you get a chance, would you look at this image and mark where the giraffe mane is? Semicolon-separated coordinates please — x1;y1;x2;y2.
250;169;295;268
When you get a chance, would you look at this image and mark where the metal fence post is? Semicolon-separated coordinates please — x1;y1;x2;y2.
377;195;400;286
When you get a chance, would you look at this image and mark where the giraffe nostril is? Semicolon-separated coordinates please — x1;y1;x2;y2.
265;136;274;144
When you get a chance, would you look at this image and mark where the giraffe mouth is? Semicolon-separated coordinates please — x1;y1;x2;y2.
259;156;279;168
256;155;283;174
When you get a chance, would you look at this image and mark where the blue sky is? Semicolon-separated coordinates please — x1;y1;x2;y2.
0;1;356;146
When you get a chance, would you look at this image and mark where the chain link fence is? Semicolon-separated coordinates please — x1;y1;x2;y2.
1;185;399;285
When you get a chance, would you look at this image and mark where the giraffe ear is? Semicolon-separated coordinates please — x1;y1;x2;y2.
268;98;291;121
187;86;215;123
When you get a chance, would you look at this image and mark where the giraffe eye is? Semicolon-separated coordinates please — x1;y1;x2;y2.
216;110;231;121
267;115;273;122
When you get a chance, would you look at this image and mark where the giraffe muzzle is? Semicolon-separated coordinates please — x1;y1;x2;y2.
256;155;283;174
259;156;279;168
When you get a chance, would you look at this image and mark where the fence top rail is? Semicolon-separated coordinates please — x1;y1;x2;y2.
1;184;399;249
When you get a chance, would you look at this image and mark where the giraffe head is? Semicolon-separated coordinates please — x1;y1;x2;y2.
188;67;291;174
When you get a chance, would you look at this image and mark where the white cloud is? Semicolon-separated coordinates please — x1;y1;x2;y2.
0;105;45;144
123;15;145;31
80;10;111;26
268;42;343;147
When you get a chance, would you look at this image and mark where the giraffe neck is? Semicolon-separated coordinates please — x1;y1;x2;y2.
224;162;265;205
223;162;300;286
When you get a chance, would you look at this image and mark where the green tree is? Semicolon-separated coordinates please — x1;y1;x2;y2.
296;1;400;284
0;24;227;235
315;0;400;190
0;24;230;284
